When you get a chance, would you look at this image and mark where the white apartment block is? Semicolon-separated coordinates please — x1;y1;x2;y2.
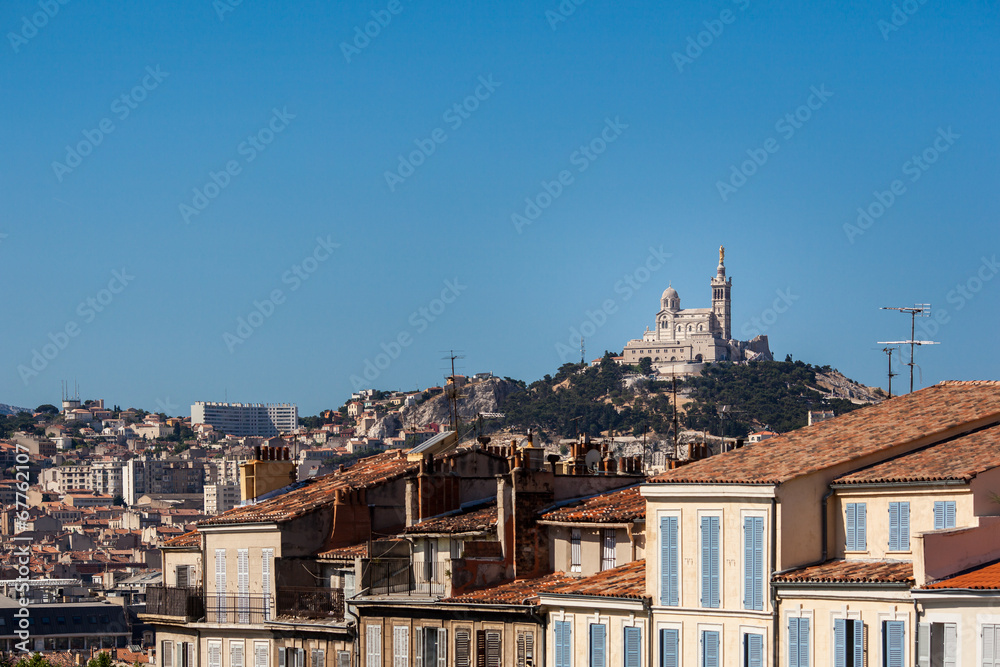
190;402;298;438
203;483;241;515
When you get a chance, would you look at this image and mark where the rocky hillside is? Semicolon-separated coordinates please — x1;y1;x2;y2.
0;403;31;416
813;368;885;404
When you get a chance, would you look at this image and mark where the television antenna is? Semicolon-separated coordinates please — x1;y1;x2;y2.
881;346;899;398
878;304;939;394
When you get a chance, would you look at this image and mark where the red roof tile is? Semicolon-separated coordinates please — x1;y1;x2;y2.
922;559;1000;590
835;423;1000;484
404;504;497;535
541;486;645;524
773;559;914;585
442;572;572;606
318;538;407;560
163;530;200;547
650;382;1000;485
541;560;647;600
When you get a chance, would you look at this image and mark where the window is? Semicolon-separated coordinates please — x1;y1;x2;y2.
743;634;763;667
700;516;720;608
571;529;582;573
231;642;245;667
888;503;910;551
883;621;905;667
254;643;268;667
516;631;534;667
601;529;617;570
455;630;471;667
701;630;720;667
215;548;227;623
845;503;867;551
311;649;325;667
743;516;764;611
917;622;956;667
833;619;864;667
981;624;1000;667
624;627;641;667
176;565;191;588
367;625;382;667
659;629;679;667
450;539;462;560
416;627;446;667
392;626;408;667
336;652;351;667
788;617;810;667
262;548;273;620
933;501;956;530
590;624;606;667
162;641;174;667
476;631;500;667
209;641;222;667
660;516;679;606
238;548;250;623
554;621;572;667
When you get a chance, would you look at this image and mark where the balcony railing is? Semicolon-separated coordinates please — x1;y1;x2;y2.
276;586;344;620
145;587;344;623
145;586;204;619
205;593;272;624
365;559;448;596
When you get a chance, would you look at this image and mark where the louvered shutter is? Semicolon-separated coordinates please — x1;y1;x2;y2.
846;504;856;550
701;516;720;607
516;633;526;667
262;549;273;620
660;629;678;667
521;632;533;667
176;565;189;588
297;649;306;667
485;632;500;667
789;619;800;667
590;624;605;667
278;649;286;667
238;549;250;623
254;643;268;667
455;629;470;667
162;641;173;667
943;623;956;667
215;549;227;623
856;504;867;551
917;623;929;667
743;517;764;610
571;529;581;572
476;631;486;667
934;501;945;530
553;622;571;667
885;621;904;667
189;642;195;667
367;625;381;667
852;621;864;667
208;642;220;667
437;629;447;667
602;529;616;570
702;630;719;667
745;633;763;667
900;502;910;550
232;643;244;667
889;503;900;551
834;619;846;667
336;652;350;667
394;626;408;667
945;501;956;528
623;627;641;667
414;627;421;667
660;516;678;606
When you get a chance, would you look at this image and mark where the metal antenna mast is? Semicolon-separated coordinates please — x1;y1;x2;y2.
881;346;899;398
441;350;465;432
878;304;939;394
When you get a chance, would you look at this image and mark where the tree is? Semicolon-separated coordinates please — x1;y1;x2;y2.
35;404;59;414
638;357;654;375
16;654;59;667
87;652;113;667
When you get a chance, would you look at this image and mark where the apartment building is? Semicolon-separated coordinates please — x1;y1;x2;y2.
124;457;206;506
191;402;298;438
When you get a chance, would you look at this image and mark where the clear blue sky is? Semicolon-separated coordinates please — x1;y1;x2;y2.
2;1;997;416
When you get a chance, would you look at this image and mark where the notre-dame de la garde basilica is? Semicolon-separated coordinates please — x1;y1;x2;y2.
622;247;772;374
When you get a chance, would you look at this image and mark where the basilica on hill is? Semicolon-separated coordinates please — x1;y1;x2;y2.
621;247;772;373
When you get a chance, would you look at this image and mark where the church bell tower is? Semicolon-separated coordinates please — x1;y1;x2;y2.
711;246;732;339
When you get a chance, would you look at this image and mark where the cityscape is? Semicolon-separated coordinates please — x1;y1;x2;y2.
3;2;999;667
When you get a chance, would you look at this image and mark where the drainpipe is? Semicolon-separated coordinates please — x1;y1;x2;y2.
820;488;834;563
771;496;778;667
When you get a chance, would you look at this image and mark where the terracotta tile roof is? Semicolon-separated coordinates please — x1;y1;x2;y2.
773;559;914;585
318;538;407;560
835;423;1000;484
199;450;417;526
163;530;200;547
542;560;647;600
404;504;497;535
541;486;645;524
650;382;1000;485
442;572;572;606
922;559;1000;590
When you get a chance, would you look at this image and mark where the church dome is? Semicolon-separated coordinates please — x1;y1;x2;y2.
662;285;678;300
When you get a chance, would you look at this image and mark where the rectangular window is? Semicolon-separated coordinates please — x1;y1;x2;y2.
743;516;764;611
788;618;810;667
162;641;174;667
367;626;382;667
601;529;616;571
624;627;641;667
209;641;222;667
254;643;268;667
660;516;679;606
450;539;462;560
415;628;446;667
393;626;408;667
516;631;533;667
238;548;250;623
231;643;245;667
476;631;500;667
701;630;719;667
590;624;606;667
888;502;910;551
833;619;864;667
660;629;679;667
982;624;1000;667
215;548;227;623
554;621;572;667
845;503;867;551
571;529;582;573
700;516;720;608
262;548;273;620
336;652;351;667
312;649;325;667
743;634;763;667
455;630;471;667
176;565;191;588
918;622;957;667
883;621;905;667
933;501;956;530
278;648;285;667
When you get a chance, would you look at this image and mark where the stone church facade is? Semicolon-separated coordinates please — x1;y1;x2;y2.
622;247;772;373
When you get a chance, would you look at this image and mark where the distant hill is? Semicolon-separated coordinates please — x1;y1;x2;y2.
0;403;31;416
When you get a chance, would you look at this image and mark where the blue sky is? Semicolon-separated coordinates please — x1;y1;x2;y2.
2;0;997;416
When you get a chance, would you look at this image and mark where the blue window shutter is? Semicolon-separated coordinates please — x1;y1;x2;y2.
753;517;763;610
555;621;571;667
888;503;900;551
846;504;856;550
885;621;904;667
624;627;641;667
590;624;605;667
945;501;956;528
744;517;763;610
746;634;763;667
709;517;720;607
660;516;678;606
934;501;944;530
900;502;910;550
834;619;846;667
702;631;719;667
743;518;753;609
788;619;800;667
856;503;866;551
852;621;864;667
799;618;810;667
660;629;678;667
701;517;711;607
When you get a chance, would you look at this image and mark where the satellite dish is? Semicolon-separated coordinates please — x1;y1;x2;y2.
585;449;601;470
